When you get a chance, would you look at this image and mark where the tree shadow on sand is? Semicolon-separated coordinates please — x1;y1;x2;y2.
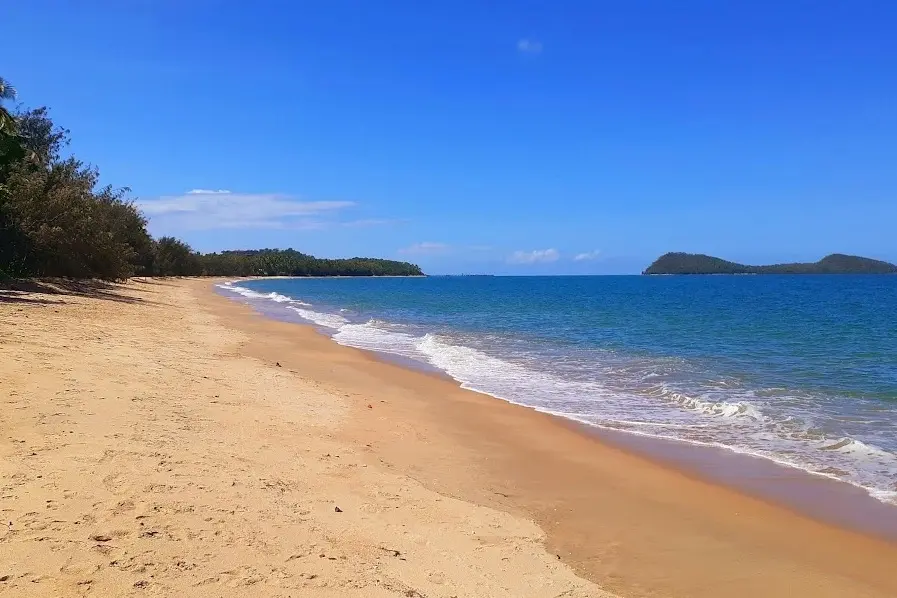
0;279;148;305
0;292;64;305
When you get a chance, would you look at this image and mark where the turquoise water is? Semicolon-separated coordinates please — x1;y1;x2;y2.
219;275;897;504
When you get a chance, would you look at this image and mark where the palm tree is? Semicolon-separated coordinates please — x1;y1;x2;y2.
0;76;18;135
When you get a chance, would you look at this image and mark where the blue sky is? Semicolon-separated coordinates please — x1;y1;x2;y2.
6;1;897;274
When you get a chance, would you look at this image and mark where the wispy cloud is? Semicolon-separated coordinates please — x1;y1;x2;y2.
573;250;602;261
139;190;356;230
187;188;231;195
399;242;449;255
517;38;543;55
508;248;559;264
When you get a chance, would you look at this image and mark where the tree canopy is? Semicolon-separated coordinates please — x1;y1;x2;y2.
195;249;422;277
0;76;423;280
0;77;17;135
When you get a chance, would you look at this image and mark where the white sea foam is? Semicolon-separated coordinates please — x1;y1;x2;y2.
332;322;420;359
217;284;897;507
652;386;763;420
817;437;894;460
358;329;897;506
286;306;348;330
217;282;311;305
869;489;897;503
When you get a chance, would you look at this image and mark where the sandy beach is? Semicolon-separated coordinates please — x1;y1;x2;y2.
3;278;897;598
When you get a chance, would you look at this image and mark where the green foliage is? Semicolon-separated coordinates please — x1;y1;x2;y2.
0;79;24;175
151;237;201;276
16;107;69;164
0;76;17;135
195;249;423;277
643;252;897;275
0;75;424;281
1;156;148;279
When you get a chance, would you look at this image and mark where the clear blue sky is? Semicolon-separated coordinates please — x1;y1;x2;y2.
6;1;896;274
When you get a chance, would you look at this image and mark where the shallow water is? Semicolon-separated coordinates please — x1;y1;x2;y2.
218;275;897;505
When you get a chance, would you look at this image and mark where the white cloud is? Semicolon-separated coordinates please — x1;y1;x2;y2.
187;188;231;195
508;248;560;264
138;190;356;230
399;242;449;255
573;250;601;261
517;39;543;55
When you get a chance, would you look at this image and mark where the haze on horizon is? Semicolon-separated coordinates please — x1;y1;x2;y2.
6;1;896;275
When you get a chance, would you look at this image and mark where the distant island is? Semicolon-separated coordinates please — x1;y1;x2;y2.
643;253;897;275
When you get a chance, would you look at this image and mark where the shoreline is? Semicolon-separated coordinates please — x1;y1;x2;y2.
582;422;897;541
1;278;611;597
4;278;897;597
204;280;897;597
218;281;897;542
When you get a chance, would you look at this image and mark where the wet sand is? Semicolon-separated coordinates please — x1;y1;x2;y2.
206;280;897;598
3;278;896;597
584;423;897;543
242;283;897;544
0;279;611;598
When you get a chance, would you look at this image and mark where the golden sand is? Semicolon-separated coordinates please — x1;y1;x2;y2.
2;278;895;597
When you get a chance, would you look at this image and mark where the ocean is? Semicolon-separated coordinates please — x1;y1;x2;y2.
218;275;897;505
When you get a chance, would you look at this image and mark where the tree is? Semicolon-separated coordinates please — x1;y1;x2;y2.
190;248;423;277
16;107;68;164
0;76;17;135
1;106;150;280
2;157;143;279
0;79;425;281
153;237;201;276
0;77;23;176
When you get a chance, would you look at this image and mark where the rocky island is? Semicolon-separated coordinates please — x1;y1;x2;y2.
643;253;897;275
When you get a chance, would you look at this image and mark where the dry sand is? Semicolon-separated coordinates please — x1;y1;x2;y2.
0;278;614;598
2;278;896;598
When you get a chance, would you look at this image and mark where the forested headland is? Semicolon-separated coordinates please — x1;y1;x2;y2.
0;77;422;280
643;252;897;275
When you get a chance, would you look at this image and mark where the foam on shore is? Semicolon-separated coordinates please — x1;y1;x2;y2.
217;280;897;506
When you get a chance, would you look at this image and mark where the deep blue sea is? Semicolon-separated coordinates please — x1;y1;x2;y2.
219;275;897;504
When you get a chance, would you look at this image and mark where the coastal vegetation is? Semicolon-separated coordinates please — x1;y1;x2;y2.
0;76;421;280
152;244;422;277
644;252;897;275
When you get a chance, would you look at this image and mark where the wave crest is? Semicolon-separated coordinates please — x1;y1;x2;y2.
286;306;348;329
217;282;311;306
650;386;763;420
216;283;897;507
